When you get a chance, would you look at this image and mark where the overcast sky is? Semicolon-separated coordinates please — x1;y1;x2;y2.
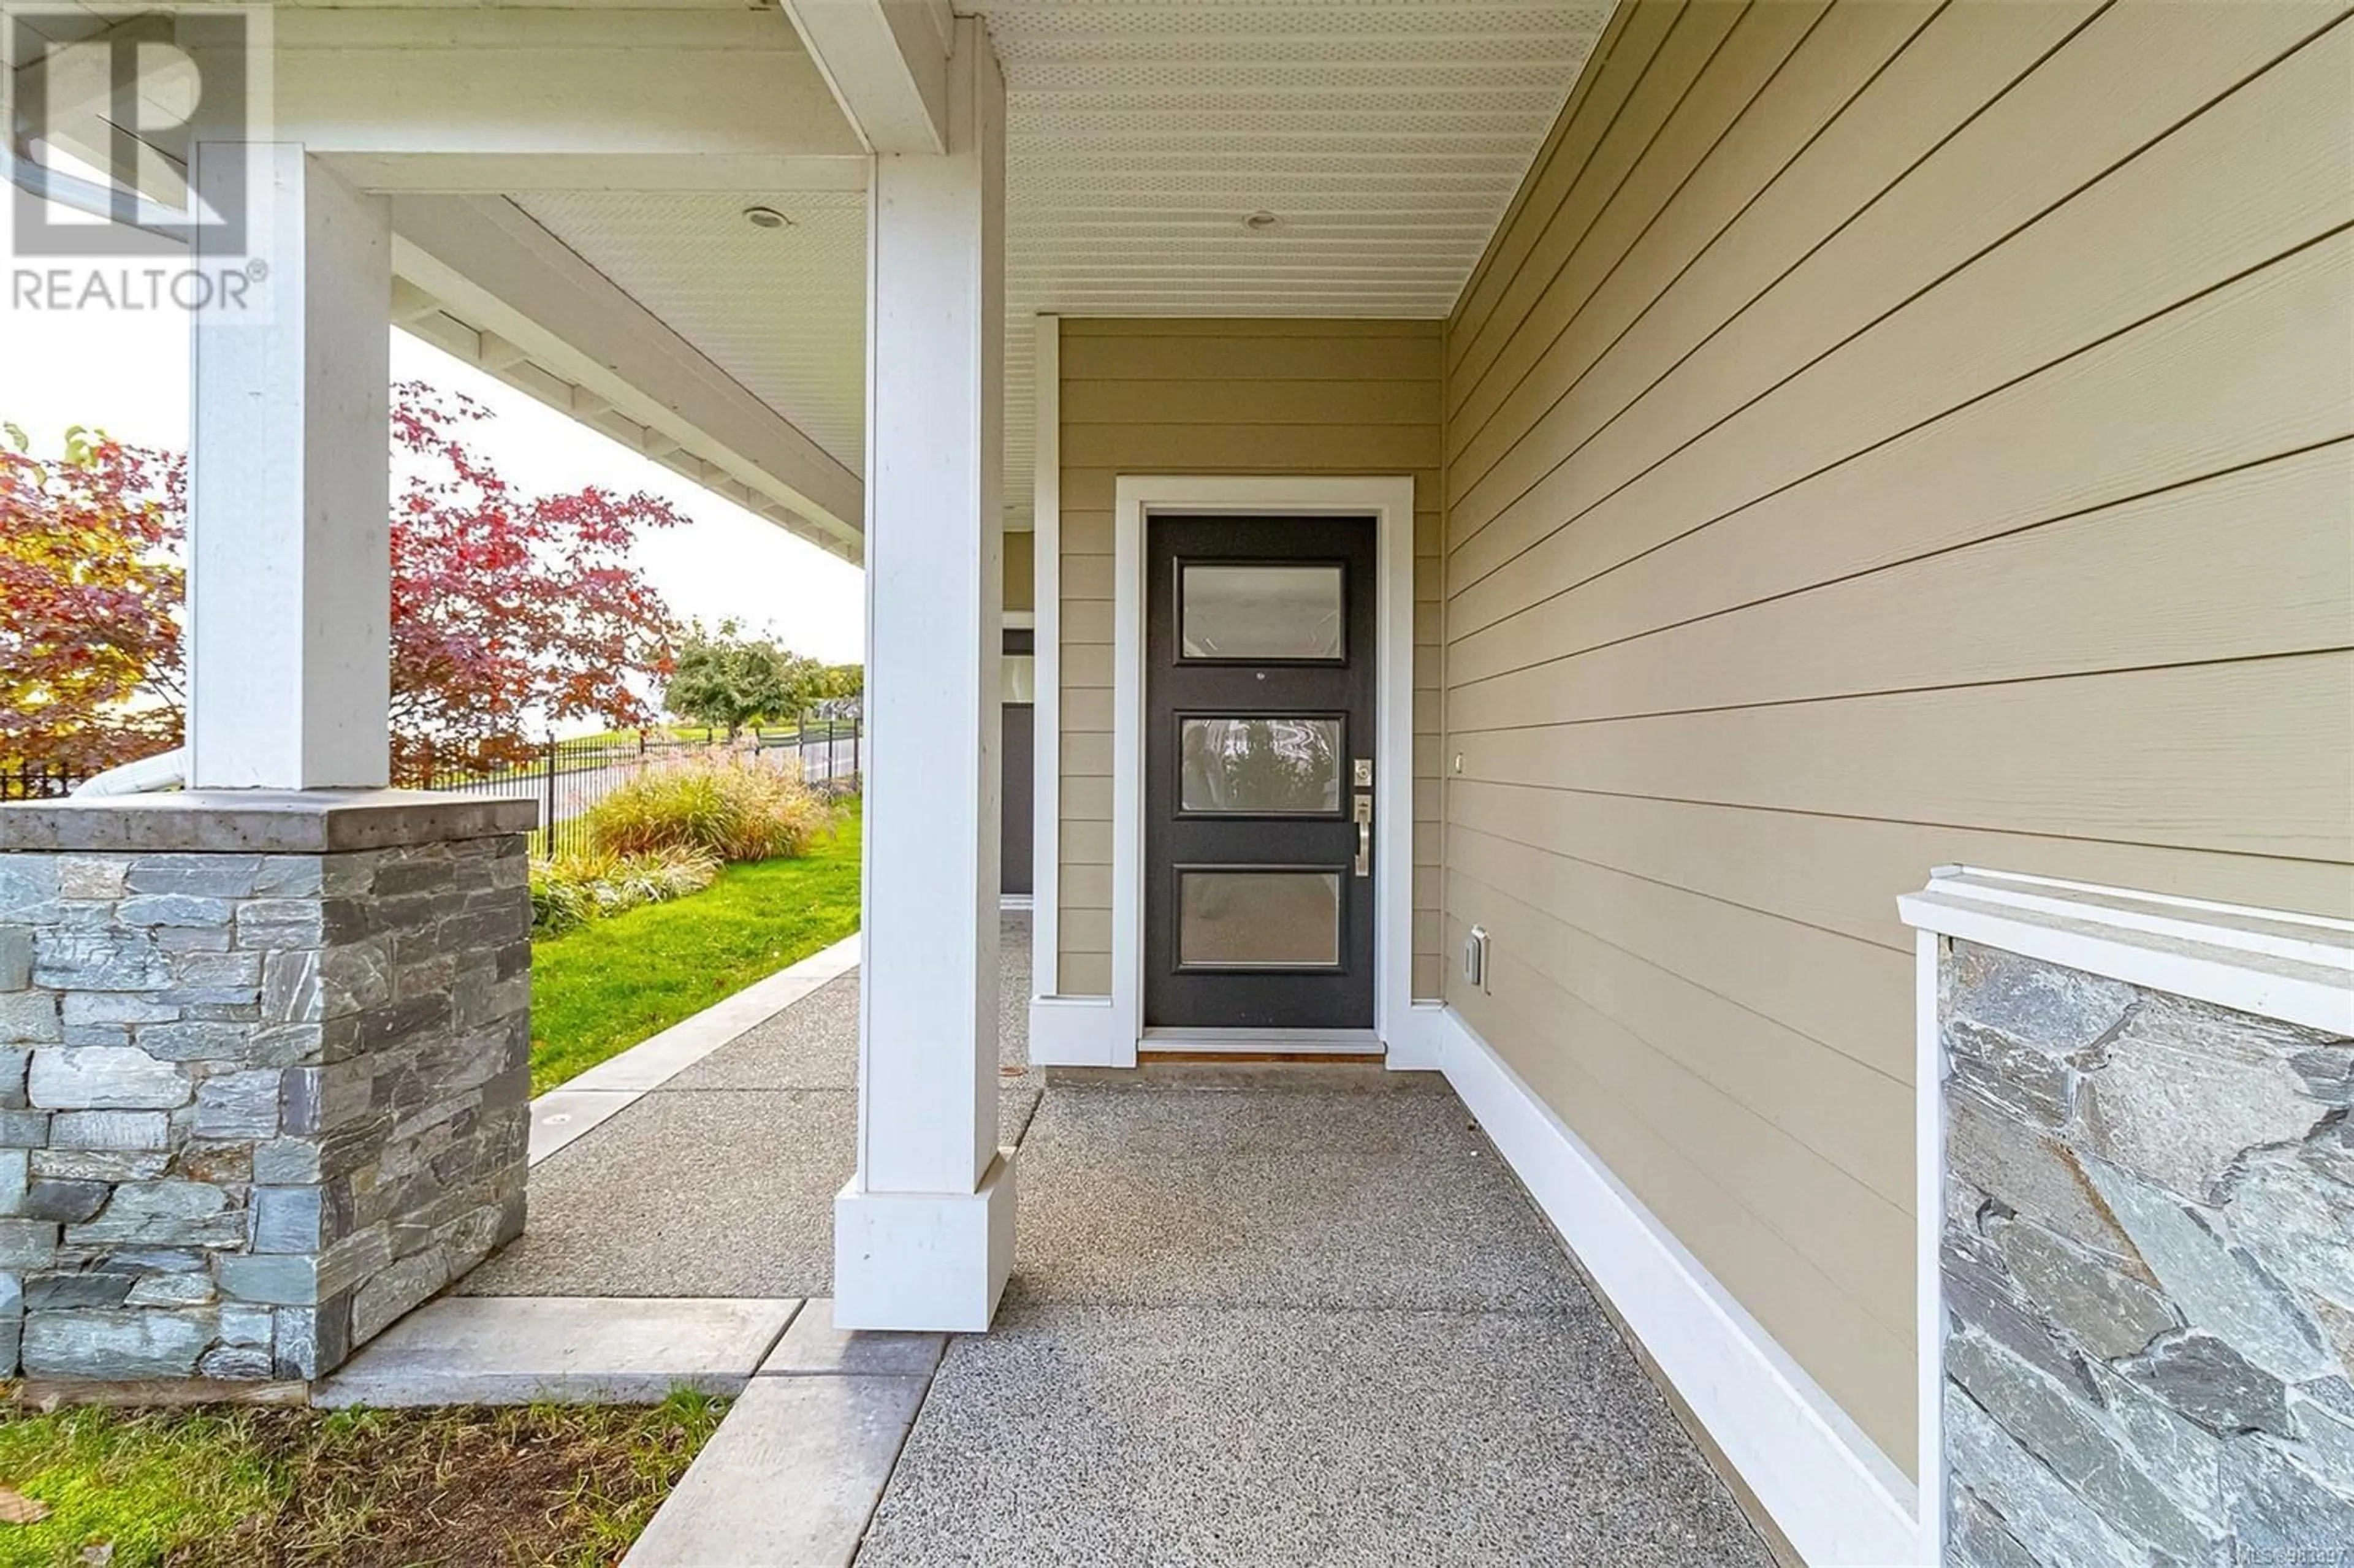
1;198;867;666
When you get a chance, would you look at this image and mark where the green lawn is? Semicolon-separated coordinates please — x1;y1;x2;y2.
528;799;862;1093
0;1391;723;1568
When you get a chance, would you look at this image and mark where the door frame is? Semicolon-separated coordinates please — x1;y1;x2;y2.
1106;474;1419;1063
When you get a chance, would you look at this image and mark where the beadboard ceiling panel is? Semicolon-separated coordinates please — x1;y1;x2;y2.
512;188;870;479
489;2;1612;537
994;0;1612;524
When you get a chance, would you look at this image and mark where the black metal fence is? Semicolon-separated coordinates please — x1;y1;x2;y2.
0;762;89;801
422;722;863;861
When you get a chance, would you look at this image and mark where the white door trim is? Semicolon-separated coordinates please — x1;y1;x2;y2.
1092;473;1419;1067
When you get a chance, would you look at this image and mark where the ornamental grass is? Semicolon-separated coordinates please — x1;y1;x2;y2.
580;748;834;864
528;843;721;935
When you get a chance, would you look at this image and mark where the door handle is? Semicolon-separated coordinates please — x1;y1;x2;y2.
1353;793;1373;877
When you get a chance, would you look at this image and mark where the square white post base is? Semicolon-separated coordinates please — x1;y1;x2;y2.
832;1150;1018;1331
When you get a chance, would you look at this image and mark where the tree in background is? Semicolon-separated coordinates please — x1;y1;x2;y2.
389;384;684;779
663;620;829;737
0;425;185;774
0;386;686;781
813;663;864;707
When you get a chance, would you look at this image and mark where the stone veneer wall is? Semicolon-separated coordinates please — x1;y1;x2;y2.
1940;938;2354;1564
0;802;532;1383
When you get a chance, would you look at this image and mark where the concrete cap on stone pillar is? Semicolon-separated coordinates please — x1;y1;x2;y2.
0;790;539;854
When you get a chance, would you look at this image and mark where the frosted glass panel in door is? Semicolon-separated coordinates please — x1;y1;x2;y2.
1179;565;1344;660
1178;717;1341;814
1177;870;1343;969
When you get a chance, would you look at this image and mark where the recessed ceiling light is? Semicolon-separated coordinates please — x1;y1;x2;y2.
1243;210;1279;231
742;205;792;230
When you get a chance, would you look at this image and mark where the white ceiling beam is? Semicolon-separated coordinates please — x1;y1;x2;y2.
12;8;866;197
272;7;858;192
392;194;863;557
390;278;444;325
476;333;529;373
5;9;198;216
780;0;954;154
319;153;867;196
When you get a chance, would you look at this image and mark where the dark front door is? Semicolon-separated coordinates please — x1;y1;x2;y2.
1145;514;1376;1030
1000;703;1034;896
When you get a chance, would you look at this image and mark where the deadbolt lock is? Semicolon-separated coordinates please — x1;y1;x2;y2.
1353;758;1373;787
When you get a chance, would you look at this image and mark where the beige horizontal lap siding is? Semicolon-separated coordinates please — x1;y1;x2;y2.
1002;530;1034;615
1442;0;2354;1473
1056;319;1446;1000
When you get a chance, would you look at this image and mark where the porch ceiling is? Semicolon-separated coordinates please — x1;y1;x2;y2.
512;188;870;480
379;1;1609;541
988;0;1612;520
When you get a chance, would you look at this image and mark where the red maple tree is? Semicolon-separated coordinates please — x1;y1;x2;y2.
0;426;185;777
0;383;685;784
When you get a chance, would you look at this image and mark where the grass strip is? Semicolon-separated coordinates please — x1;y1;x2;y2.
0;1389;725;1568
527;800;861;1093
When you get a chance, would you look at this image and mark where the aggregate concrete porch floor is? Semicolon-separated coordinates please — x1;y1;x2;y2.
858;1075;1771;1567
458;913;1773;1565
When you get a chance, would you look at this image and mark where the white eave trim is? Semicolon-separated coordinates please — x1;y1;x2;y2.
1897;866;2354;1035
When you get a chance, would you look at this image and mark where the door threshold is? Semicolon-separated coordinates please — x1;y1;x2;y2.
1138;1027;1381;1057
1137;1049;1385;1066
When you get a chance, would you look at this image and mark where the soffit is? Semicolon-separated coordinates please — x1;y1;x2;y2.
990;1;1614;522
446;2;1610;539
511;188;870;481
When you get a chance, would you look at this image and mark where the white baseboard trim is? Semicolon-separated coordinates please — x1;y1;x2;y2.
1433;1006;1923;1567
1027;995;1124;1067
1382;999;1451;1071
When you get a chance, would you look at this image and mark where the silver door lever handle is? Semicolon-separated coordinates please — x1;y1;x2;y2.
1353;794;1373;877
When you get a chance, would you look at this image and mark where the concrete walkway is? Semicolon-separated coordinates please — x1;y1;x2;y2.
463;917;1037;1301
329;915;1775;1565
319;920;1031;1406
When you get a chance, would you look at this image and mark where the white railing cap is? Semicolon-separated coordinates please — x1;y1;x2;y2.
1899;867;2353;1036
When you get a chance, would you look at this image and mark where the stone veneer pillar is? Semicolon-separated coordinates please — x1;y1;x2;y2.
1903;870;2353;1566
0;791;536;1384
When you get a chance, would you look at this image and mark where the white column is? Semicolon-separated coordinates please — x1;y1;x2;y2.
833;17;1012;1331
188;147;392;790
